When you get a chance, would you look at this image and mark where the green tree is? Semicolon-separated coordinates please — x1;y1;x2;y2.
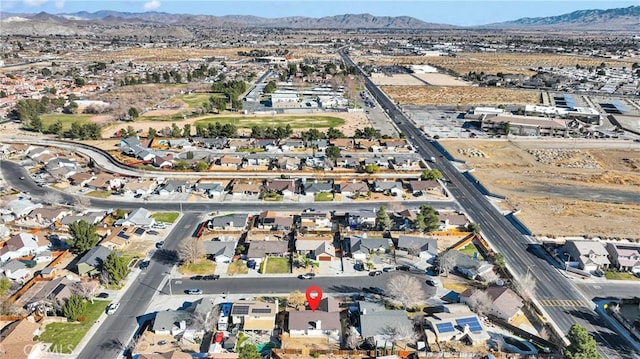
239;344;261;359
415;213;427;232
128;107;139;120
171;123;182;138
467;222;481;233
264;80;277;94
326;127;345;139
376;206;392;231
30;116;44;132
363;164;380;174
419;205;440;233
63;294;87;322
148;127;157;139
183;124;191;138
102;253;129;285
565;324;600;359
47;120;63;136
325;145;341;161
194;161;209;172
113;209;127;220
173;160;190;170
421;169;443;181
68;220;100;254
493;253;506;271
0;277;11;296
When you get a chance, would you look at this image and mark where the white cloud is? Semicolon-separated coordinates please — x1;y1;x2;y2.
143;0;161;11
54;0;65;9
23;0;49;7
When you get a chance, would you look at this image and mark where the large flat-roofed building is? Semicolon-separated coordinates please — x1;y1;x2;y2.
481;114;568;137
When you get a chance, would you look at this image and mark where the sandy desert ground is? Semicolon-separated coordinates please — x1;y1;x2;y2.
439;138;640;239
381;86;540;106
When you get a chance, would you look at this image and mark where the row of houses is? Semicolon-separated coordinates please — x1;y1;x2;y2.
563;239;640;273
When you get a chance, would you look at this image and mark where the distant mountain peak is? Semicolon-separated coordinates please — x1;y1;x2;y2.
486;5;640;30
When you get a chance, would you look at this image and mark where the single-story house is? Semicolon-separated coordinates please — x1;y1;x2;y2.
208;213;249;231
203;241;237;263
0;317;45;359
246;241;289;260
339;181;370;196
76;245;113;277
295;240;336;261
1;260;30;281
288;297;341;342
230;301;277;332
358;301;413;346
0;233;49;262
114;208;155;227
407;180;440;194
344;236;390;261
396;235;438;261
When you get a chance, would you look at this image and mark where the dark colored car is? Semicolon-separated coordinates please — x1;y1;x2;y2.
203;275;220;280
139;261;150;270
365;287;385;295
396;265;411;271
190;275;204;280
147;230;160;235
155;241;164;248
354;262;365;271
96;292;109;299
369;270;382;276
185;288;203;295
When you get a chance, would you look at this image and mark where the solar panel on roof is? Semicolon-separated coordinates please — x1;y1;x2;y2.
455;317;483;332
252;308;272;314
134;228;145;235
231;305;250;315
435;322;455;333
117;232;130;240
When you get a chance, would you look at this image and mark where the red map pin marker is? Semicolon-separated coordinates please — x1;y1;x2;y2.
305;286;323;312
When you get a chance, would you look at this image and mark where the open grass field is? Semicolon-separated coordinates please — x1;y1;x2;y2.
439;138;640;239
173;93;225;108
39;300;110;353
356;53;636;76
40;114;93;129
195;115;345;129
264;257;290;274
381;85;540;106
151;212;179;223
604;271;639;281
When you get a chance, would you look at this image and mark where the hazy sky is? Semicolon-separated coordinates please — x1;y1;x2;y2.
1;0;637;26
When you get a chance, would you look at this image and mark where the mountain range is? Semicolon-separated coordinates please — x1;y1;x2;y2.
0;5;637;35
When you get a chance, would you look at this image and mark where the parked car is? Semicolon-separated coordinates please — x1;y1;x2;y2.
134;193;143;198
147;230;159;235
190;275;204;280
369;270;382;276
382;267;396;272
354;262;365;271
365;287;385;295
155;241;164;248
96;292;109;299
185;288;203;295
396;265;411;271
426;278;440;286
203;274;220;280
298;273;315;280
139;261;150;270
106;303;120;315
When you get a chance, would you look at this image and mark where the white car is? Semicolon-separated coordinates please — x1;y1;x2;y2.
106;303;120;315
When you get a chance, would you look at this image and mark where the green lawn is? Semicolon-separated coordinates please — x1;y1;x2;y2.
39;300;110;353
139;112;191;122
604;271;639;281
85;190;111;198
195;115;345;129
179;259;216;275
227;260;249;275
264;257;290;274
314;192;334;202
459;243;484;260
40;114;93;130
151;212;179;223
173;93;225;108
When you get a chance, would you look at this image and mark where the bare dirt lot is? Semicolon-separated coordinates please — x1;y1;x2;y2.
356;53;635;75
381;86;540;106
440;139;640;239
